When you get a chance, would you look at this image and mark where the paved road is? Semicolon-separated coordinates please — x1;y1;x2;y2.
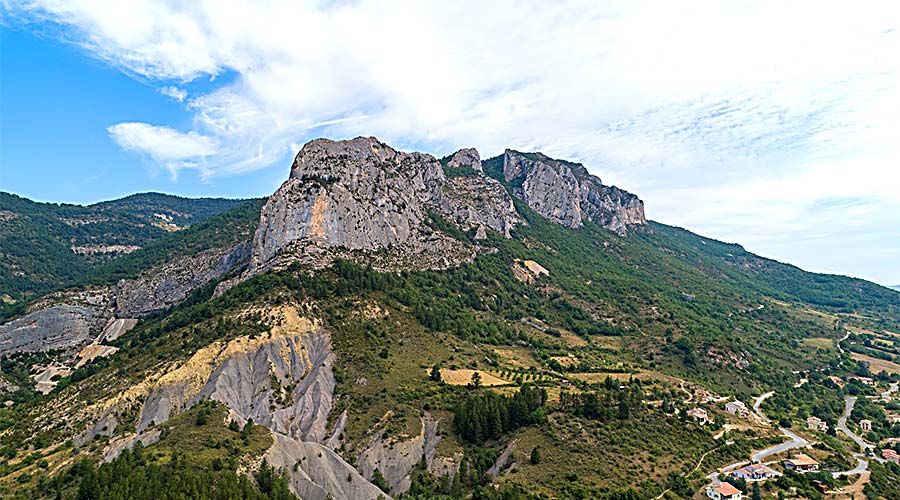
837;396;873;452
752;391;774;425
752;427;809;463
833;395;872;478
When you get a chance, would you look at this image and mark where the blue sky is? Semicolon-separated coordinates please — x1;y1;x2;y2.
1;1;898;286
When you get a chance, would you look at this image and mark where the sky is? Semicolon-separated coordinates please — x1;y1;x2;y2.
1;1;898;286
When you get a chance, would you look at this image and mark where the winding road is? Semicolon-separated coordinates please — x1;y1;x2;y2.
752;426;810;463
833;395;874;478
752;391;774;425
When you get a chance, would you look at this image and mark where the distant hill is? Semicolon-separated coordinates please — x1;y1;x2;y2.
891;285;900;292
0;192;252;316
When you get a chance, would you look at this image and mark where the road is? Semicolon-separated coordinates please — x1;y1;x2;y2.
751;427;809;463
752;391;774;425
881;381;899;400
833;395;873;479
837;396;872;453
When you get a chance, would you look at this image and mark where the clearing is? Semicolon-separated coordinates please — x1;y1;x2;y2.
850;352;900;375
436;369;509;386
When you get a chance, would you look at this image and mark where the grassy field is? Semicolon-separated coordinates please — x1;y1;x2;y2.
802;337;836;350
850;352;900;374
436;369;510;386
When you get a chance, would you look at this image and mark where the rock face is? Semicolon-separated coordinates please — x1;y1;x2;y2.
0;303;108;357
0;241;251;360
434;149;520;239
356;414;442;495
266;434;389;500
116;241;251;317
502;150;645;233
104;306;388;500
248;138;521;274
445;148;483;173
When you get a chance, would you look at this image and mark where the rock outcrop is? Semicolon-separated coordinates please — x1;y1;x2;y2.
116;241;251;317
247;138;521;274
502;150;645;233
98;305;387;500
444;148;483;173
0;241;251;360
433;149;520;239
0;303;109;357
266;433;389;500
356;414;443;495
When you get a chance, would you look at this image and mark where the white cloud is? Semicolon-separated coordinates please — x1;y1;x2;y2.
6;0;900;282
107;122;217;178
158;86;187;102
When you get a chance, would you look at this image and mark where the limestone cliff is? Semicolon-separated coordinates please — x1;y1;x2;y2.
501;150;645;233
247;138;521;274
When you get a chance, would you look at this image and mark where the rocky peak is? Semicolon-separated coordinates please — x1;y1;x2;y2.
445;148;482;173
501;149;645;233
247;137;645;275
248;138;521;274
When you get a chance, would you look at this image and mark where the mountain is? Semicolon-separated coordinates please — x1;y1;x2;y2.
1;138;898;499
0;192;251;318
891;285;900;292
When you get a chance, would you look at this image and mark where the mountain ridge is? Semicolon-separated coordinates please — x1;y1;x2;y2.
1;137;899;499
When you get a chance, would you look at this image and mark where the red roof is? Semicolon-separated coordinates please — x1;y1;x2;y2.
718;482;741;496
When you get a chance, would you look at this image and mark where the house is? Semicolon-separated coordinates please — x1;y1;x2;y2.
882;449;899;464
783;453;820;473
725;400;749;416
850;376;875;386
706;481;743;500
887;414;900;425
688;408;710;425
859;419;872;432
827;376;845;387
806;416;828;432
731;463;778;481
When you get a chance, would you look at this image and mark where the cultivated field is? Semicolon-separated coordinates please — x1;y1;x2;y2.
850;352;900;375
436;369;510;386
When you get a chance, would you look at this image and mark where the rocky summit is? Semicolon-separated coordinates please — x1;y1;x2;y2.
247;137;643;274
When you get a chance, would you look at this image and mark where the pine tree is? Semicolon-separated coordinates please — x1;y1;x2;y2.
470;371;482;389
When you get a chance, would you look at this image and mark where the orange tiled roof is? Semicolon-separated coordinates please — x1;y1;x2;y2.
718;482;741;496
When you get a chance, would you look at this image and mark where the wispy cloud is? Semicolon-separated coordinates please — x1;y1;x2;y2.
4;0;900;282
107;122;217;178
158;86;187;102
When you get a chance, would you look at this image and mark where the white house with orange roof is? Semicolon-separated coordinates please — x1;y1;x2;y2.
706;481;742;500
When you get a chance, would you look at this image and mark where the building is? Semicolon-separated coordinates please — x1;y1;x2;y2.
850;376;875;386
827;376;845;387
731;463;778;481
725;400;749;416
882;449;899;464
859;419;872;432
783;453;820;473
806;416;828;432
706;482;743;500
688;408;710;425
887;414;900;425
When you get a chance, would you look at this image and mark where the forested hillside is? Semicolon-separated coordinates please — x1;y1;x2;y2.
0;192;255;318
